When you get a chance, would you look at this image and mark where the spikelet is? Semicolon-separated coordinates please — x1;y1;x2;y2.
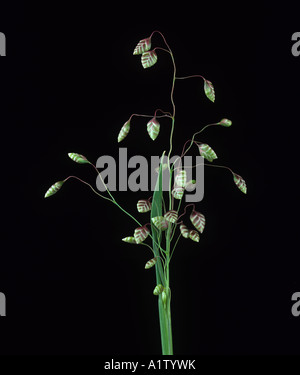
68;153;89;164
172;186;184;200
118;120;131;143
134;225;150;244
233;173;247;194
153;284;164;295
198;144;217;162
175;169;187;188
145;257;157;269
219;118;232;127
189;230;200;242
137;199;152;213
155;163;168;173
147;118;160;140
44;180;65;198
186;179;197;190
151;216;169;231
164;210;178;224
133;37;151;55
190;210;206;233
141;50;158;69
204;79;215;102
122;237;137;244
180;224;190;238
161;289;167;308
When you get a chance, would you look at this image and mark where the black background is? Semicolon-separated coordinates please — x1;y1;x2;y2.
0;1;299;355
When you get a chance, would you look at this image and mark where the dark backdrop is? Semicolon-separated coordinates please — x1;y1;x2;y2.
0;2;299;355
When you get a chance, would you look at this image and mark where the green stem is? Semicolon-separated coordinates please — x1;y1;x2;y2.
149;32;177;355
158;224;173;355
158;288;173;355
181;123;220;157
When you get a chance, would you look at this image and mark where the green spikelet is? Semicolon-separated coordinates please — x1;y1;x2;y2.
44;180;65;198
204;79;215;102
155;163;168;173
219;118;232;127
141;50;158;69
151;216;169;231
133;37;151;55
122;236;137;244
145;257;157;269
147;118;160;141
175;169;187;188
180;224;190;238
134;225;150;244
68;153;89;164
164;210;178;224
172;186;184;200
190;210;206;233
118;120;131;143
189;230;200;242
233;173;247;194
161;289;168;308
198;143;218;162
153;284;164;295
137;199;152;213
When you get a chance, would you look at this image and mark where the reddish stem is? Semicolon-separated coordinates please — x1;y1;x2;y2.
177;203;195;221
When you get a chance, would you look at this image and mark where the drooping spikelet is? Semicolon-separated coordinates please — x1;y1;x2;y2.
180;224;190;238
164;210;178;224
233;173;247;194
44;181;65;198
147;117;160;140
153;284;164;295
190;210;206;233
145;257;157;269
175;169;187;188
151;216;169;231
134;225;150;244
118;120;131;143
137;199;152;213
189;230;200;242
122;237;137;244
172;186;184;200
133;37;151;55
68;153;89;164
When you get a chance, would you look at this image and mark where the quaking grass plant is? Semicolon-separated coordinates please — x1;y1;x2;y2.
44;31;247;355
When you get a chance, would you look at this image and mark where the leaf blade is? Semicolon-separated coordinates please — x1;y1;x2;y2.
151;152;165;286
